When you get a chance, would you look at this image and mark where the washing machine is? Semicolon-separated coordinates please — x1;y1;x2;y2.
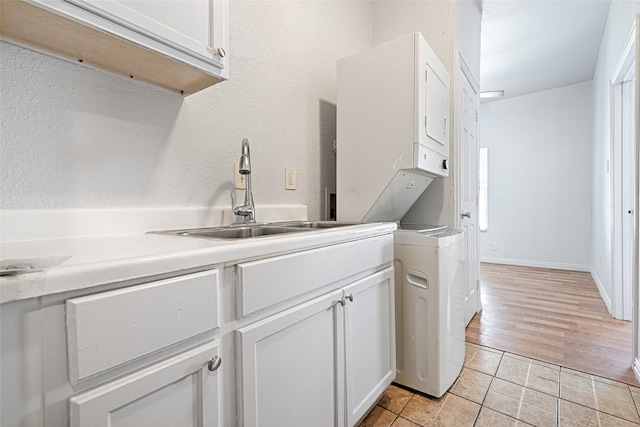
393;225;466;398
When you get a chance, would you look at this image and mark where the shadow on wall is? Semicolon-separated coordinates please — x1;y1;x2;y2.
319;99;337;221
402;178;445;225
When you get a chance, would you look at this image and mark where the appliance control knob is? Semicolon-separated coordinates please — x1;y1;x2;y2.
442;159;449;170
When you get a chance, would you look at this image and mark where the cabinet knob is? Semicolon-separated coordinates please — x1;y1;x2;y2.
208;355;222;372
216;47;226;58
346;294;354;303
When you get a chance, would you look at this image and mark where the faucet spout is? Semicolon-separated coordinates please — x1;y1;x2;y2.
232;138;256;223
239;138;251;174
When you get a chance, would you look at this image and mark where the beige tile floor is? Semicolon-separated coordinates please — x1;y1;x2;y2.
360;343;640;427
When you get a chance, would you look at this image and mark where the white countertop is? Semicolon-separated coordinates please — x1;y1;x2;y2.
0;222;396;304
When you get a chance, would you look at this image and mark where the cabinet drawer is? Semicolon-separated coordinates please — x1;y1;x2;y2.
237;234;393;317
66;270;219;383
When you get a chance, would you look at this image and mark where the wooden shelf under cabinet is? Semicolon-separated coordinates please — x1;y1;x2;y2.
0;0;223;95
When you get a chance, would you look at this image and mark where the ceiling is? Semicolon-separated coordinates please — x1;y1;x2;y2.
480;0;612;101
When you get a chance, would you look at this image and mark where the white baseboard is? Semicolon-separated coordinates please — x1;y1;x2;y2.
590;267;612;315
0;205;308;242
480;257;591;272
634;358;640;384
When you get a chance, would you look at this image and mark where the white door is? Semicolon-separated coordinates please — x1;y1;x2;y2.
623;78;635;320
343;268;395;427
612;25;636;321
457;56;480;326
69;342;221;427
236;291;344;427
633;13;640;385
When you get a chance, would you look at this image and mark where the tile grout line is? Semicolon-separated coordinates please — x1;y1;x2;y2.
473;350;504;426
589;373;602;425
593;386;614;427
515;361;533;422
372;344;639;427
556;368;561;427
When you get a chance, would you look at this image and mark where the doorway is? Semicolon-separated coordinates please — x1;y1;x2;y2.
456;53;480;326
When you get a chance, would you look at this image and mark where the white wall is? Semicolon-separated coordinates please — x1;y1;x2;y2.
454;0;482;82
0;1;373;221
479;82;594;270
591;1;640;302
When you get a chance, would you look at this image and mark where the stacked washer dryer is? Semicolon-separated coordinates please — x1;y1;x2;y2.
337;33;466;397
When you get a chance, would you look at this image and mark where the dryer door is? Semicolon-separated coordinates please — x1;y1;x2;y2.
424;63;449;153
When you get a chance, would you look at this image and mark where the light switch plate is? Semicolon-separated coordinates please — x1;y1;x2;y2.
285;167;296;190
234;163;246;189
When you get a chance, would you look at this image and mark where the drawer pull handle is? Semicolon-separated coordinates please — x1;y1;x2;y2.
208;356;222;372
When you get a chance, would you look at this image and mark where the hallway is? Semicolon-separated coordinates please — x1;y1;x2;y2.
466;263;636;385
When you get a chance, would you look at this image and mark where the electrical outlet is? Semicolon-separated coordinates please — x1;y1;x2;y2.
491;242;497;251
234;163;246;189
285;167;296;190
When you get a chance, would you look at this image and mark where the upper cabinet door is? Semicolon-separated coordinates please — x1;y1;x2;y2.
2;0;228;94
64;0;228;72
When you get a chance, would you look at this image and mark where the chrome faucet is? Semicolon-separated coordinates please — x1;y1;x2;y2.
232;138;256;223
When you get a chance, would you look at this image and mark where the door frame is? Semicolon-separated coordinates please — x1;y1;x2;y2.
611;24;635;321
455;51;481;321
633;14;640;384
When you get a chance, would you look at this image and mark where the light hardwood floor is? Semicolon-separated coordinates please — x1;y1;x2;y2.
466;263;638;386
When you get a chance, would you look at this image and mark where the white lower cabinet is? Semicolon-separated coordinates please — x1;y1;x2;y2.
344;267;396;426
70;341;222;427
237;291;344;427
237;267;395;427
0;268;222;427
0;229;396;427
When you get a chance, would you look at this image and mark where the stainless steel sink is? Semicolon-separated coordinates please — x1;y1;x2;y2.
152;221;362;240
161;225;313;240
275;221;362;229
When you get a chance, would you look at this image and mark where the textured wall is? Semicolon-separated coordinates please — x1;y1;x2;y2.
590;1;640;299
479;82;594;270
0;1;373;220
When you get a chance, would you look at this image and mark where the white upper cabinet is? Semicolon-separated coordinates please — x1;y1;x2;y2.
0;0;229;94
63;0;228;73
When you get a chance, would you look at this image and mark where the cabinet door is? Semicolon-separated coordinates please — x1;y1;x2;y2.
237;291;345;427
64;0;227;70
69;341;221;427
343;267;396;426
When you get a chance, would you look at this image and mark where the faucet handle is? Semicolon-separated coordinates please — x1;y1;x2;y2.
231;191;251;219
231;191;238;213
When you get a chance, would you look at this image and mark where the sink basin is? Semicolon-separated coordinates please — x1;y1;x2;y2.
163;226;313;240
275;221;362;229
152;221;363;240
